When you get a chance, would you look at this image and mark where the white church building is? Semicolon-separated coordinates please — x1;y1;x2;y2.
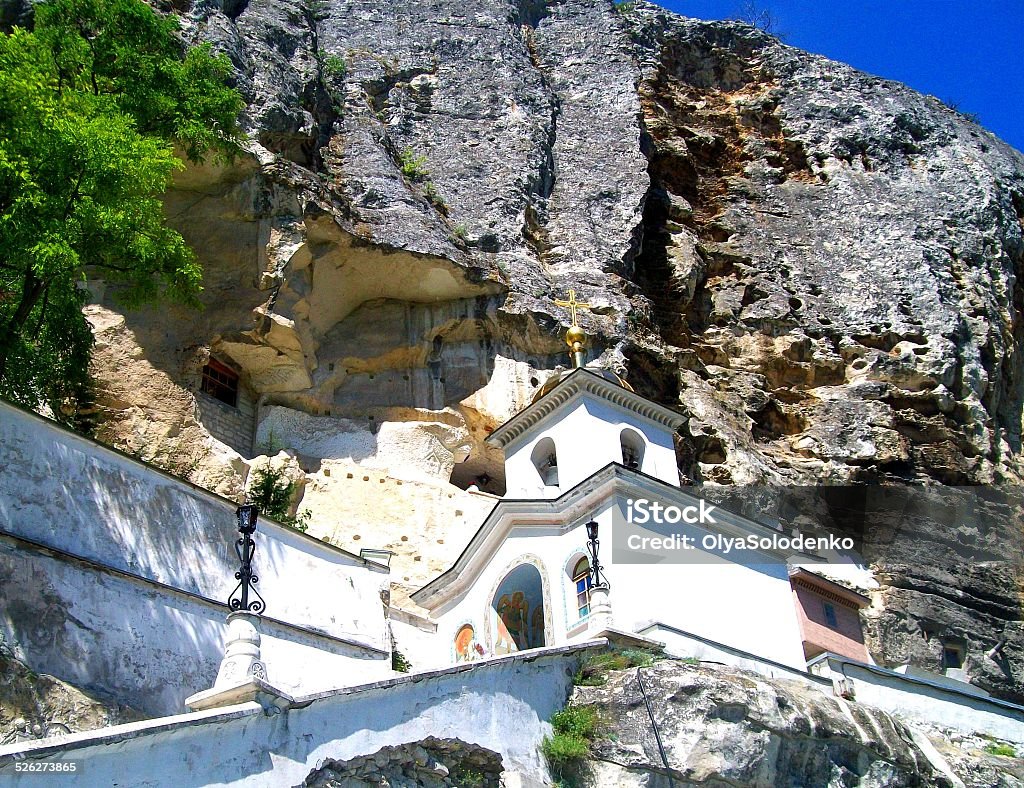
409;315;857;674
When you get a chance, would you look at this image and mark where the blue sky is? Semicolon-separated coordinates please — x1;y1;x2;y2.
655;1;1024;153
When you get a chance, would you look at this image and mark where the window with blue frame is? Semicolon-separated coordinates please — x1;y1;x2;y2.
573;557;592;618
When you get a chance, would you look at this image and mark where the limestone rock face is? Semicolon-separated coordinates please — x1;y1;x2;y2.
572;660;1012;788
0;642;139;742
79;0;1024;697
624;8;1024;489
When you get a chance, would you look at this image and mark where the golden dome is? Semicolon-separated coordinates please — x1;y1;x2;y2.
530;367;634;404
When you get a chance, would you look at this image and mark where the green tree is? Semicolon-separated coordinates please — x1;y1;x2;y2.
248;465;311;532
0;0;242;423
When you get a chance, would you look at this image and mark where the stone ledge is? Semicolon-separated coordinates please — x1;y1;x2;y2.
185;677;296;713
0;703;263;765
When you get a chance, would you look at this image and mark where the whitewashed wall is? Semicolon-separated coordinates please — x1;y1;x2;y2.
424;493;808;670
0;644;597;787
503;395;678;497
812;655;1024;745
0;400;392;715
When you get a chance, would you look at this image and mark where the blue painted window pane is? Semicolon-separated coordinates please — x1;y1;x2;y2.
573;558;592;619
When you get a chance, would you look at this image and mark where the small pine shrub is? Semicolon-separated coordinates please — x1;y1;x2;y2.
248;465;310;532
392;649;411;673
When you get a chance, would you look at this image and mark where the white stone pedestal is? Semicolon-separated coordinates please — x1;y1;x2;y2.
185;612;291;712
588;583;613;633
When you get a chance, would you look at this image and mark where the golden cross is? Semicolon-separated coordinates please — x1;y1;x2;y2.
553;289;592;326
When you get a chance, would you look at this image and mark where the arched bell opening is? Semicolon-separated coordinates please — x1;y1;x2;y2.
531;437;559;489
620;427;646;472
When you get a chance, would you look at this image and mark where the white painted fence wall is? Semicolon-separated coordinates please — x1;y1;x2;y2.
811;654;1024;745
0;642;600;787
0;400;392;715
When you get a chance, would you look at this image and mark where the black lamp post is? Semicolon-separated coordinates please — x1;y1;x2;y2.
228;504;266;614
585;520;607;588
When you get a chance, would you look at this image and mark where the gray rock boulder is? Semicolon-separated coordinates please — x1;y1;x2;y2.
570;659;1015;787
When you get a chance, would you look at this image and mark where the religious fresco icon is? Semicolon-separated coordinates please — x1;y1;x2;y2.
490;562;547;655
531;605;544;647
454;623;485;662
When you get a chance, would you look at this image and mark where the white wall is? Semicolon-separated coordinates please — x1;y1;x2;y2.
425;493;808;671
813;656;1024;745
0;400;392;714
0;644;595;787
640;623;830;685
503;395;677;497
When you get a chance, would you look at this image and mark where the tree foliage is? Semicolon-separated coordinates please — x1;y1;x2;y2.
248;465;311;532
0;0;242;423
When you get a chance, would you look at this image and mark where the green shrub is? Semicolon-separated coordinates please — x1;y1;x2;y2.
573;647;658;685
551;706;599;739
449;767;485;787
322;53;347;79
541;731;589;763
398;147;430;180
984;742;1016;757
424;181;447;211
392;649;411;673
542;705;600;786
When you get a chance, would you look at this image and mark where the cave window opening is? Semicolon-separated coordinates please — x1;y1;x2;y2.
201;359;239;407
942;642;965;670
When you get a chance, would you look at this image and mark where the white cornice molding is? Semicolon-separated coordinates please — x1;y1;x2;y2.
486;369;686;450
412;465;816;610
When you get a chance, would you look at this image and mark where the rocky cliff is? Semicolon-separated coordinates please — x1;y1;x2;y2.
59;0;1024;700
0;642;139;745
569;659;1022;787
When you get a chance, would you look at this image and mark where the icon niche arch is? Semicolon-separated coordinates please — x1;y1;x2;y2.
486;555;553;655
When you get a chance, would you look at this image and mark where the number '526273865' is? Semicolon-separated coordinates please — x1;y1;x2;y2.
14;761;79;773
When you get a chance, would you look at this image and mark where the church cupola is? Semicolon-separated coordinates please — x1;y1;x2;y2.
487;292;686;497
